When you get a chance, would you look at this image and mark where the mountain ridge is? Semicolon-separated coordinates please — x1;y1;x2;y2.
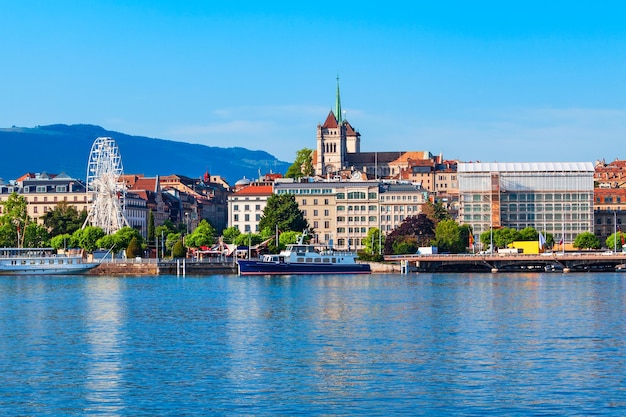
0;124;291;184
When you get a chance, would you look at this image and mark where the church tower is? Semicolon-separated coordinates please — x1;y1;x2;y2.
315;77;360;176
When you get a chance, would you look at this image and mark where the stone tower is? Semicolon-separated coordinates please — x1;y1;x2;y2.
315;77;360;176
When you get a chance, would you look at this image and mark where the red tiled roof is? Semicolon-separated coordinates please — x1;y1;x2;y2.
131;178;158;191
322;111;338;129
234;185;273;196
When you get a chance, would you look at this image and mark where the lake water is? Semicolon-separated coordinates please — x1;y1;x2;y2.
1;273;625;416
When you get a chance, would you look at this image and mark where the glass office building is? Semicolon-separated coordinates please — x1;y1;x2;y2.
458;162;594;243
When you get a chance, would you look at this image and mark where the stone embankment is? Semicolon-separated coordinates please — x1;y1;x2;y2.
89;261;158;275
366;261;401;273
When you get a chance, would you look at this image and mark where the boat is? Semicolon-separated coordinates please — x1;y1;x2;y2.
0;247;99;275
237;234;371;276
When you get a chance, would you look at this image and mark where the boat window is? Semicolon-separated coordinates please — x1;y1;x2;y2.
307;246;315;252
297;257;305;262
314;258;321;263
49;260;54;264
305;258;313;263
323;258;330;263
332;258;337;263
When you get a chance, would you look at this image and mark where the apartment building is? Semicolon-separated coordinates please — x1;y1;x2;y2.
0;172;89;223
228;184;273;233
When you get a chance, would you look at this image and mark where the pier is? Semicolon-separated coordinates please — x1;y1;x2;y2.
385;252;626;273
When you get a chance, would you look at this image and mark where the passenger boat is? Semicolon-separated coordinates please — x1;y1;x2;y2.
237;236;371;276
0;248;98;275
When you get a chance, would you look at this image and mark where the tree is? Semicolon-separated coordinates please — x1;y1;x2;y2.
384;214;435;254
172;239;186;258
258;194;309;233
518;227;538;241
285;148;314;179
41;202;87;236
605;232;624;252
147;210;155;245
433;219;465;253
421;200;451;224
363;227;385;255
114;227;143;251
126;236;142;258
50;233;72;250
573;232;601;250
222;226;241;244
0;192;29;247
72;226;105;253
480;227;519;249
23;223;50;248
185;219;216;248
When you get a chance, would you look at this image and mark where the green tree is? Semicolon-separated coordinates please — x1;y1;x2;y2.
165;232;182;255
185;219;216;248
573;232;601;250
172;239;186;258
222;226;241;244
285;148;314;179
433;219;465;253
480;227;519;249
518;227;538;241
147;210;155;245
234;233;264;246
421;200;451;224
258;194;309;233
23;223;50;248
114;227;143;251
41;202;87;236
363;227;385;255
126;236;142;258
605;231;624;251
392;237;419;255
72;226;105;253
96;234;117;252
50;233;72;250
0;192;29;247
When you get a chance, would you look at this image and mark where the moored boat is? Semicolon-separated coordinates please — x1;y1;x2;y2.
237;239;370;276
0;248;98;275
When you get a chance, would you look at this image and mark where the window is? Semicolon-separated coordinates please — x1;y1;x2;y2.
33;207;38;213
314;221;319;228
244;205;250;211
301;199;307;205
56;185;67;192
234;204;239;211
336;193;345;199
256;214;261;221
245;214;250;221
234;214;239;221
324;199;329;205
313;210;318;216
324;209;329;216
324;221;330;228
255;205;260;210
313;199;318;205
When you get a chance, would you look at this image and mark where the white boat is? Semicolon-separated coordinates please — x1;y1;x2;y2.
237;232;370;276
0;248;98;275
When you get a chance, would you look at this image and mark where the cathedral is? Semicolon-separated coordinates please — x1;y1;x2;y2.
313;79;436;179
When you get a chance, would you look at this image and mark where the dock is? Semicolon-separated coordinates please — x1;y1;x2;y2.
385;252;626;273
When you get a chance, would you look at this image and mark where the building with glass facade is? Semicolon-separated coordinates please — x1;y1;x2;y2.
458;162;594;244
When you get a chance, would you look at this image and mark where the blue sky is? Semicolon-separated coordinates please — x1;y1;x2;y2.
2;1;626;165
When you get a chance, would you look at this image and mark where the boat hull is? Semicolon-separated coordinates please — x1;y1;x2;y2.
238;260;371;276
0;262;98;275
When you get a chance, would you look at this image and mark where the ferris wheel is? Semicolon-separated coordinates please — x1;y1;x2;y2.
83;137;129;234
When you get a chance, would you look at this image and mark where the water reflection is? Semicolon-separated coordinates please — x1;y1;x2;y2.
83;278;125;416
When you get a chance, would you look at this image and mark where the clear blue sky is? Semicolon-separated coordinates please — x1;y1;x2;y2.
3;1;626;164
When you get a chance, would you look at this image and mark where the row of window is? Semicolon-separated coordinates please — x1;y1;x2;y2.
380;195;422;201
232;204;262;211
23;185;69;193
233;214;261;222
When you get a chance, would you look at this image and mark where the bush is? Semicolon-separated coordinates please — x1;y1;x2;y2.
126;236;142;258
172;240;186;258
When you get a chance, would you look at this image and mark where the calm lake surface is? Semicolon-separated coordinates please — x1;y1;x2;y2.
1;273;625;416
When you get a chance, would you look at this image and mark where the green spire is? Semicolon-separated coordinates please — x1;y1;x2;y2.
335;74;342;124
